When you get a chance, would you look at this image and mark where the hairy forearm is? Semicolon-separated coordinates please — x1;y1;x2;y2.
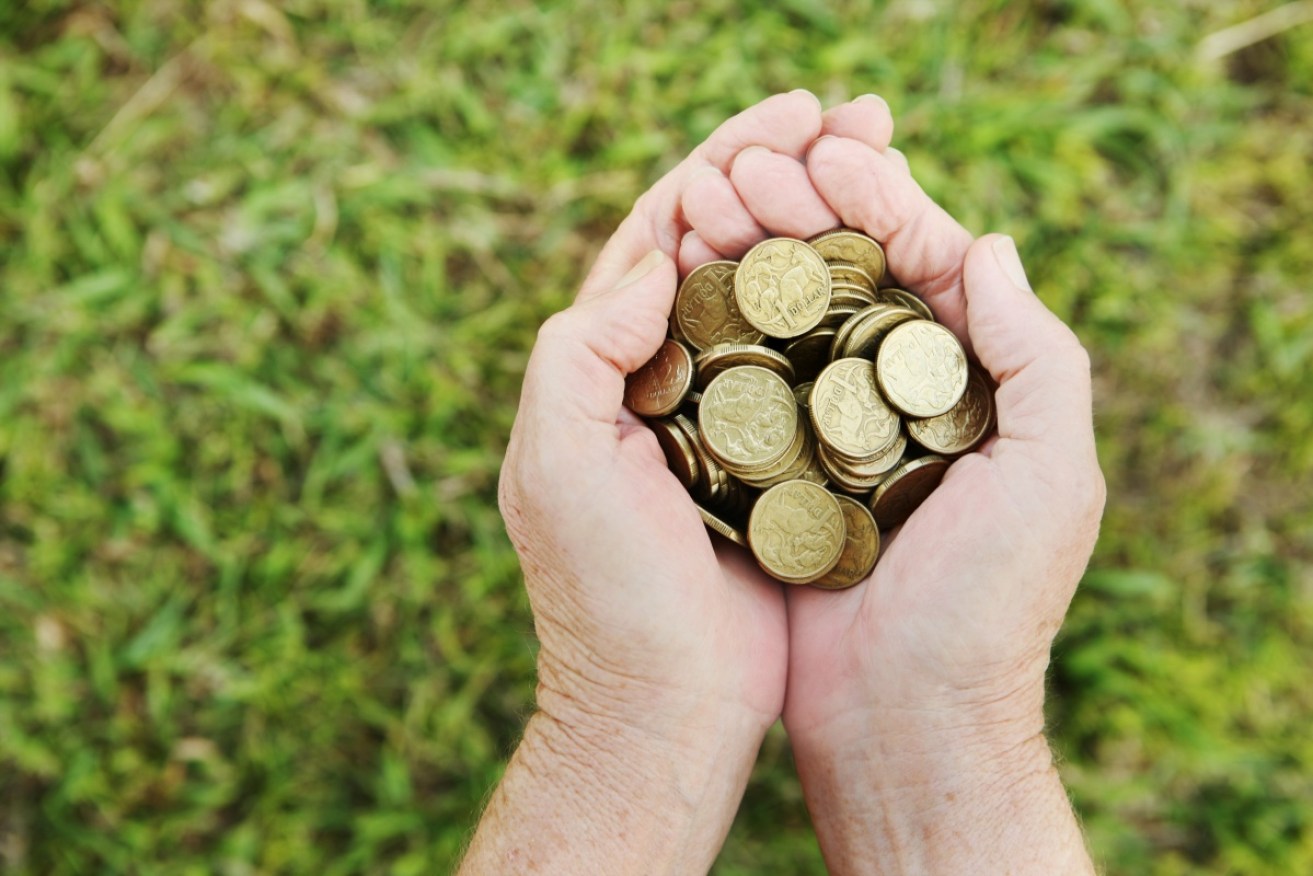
792;709;1094;876
459;705;768;875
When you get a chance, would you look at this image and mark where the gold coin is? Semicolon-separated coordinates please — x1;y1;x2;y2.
815;433;903;493
809;358;901;461
829;280;878;298
808;228;887;283
747;480;846;584
830;295;879;314
829;284;882;311
675;260;765;351
783;328;837;384
699;366;798;471
876;287;934;321
828;261;877;292
793;381;814;410
624;339;695;417
876;321;969;417
828;304;887;361
818;303;861;329
648;416;700;491
829;426;907;475
907;366;995;455
717;476;754;521
828;287;879;310
735;418;808;479
669;413;725;503
869;455;950;530
840;305;920;361
741;424;826;489
695;343;795;388
735;238;832;338
812;496;880;590
816;444;882;494
698;503;748;547
793;436;830;487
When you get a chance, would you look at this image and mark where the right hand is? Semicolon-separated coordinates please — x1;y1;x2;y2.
680;129;1104;872
779;136;1106;756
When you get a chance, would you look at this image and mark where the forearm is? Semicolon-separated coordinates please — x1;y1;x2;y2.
792;707;1093;876
459;703;768;875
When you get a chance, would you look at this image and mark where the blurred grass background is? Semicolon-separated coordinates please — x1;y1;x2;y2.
0;0;1310;873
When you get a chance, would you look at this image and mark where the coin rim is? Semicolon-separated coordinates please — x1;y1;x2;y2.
811;495;880;590
695;342;796;389
698;503;748;547
868;455;951;530
807;228;888;283
675;260;765;351
906;366;996;455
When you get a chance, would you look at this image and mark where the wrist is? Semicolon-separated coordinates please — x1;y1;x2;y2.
462;700;769;874
787;682;1093;875
535;639;779;754
789;685;1051;822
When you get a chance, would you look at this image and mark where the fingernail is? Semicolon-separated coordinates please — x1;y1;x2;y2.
992;236;1032;292
855;93;889;110
790;88;822;109
732;144;771;170
616;249;666;289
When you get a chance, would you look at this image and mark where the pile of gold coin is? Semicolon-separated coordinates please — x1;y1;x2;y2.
623;229;995;589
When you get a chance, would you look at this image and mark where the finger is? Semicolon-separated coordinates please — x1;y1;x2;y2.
806;136;974;343
884;146;910;175
963;235;1098;467
819;94;895;150
681;166;769;258
700;89;824;167
677;230;726;276
579;91;824;300
730;146;839;239
519;251;677;469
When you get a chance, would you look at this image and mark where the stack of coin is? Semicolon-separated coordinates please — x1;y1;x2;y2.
625;229;996;589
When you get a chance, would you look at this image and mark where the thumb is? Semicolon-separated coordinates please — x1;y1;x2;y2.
517;249;677;451
963;234;1097;463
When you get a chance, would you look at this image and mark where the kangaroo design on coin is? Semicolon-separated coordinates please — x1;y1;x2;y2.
735;239;832;338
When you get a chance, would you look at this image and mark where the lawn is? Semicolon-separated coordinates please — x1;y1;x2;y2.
1;0;1311;873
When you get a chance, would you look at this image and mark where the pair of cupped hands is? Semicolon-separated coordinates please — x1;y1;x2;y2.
484;92;1105;873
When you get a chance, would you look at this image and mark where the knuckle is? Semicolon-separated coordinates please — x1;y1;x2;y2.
1071;467;1102;516
1068;339;1093;376
498;454;552;546
806;138;844;175
496;451;518;510
1062;460;1107;542
1085;463;1109;521
1051;328;1092;376
497;457;527;531
535;309;579;347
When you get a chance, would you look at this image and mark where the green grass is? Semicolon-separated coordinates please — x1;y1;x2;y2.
0;0;1310;872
